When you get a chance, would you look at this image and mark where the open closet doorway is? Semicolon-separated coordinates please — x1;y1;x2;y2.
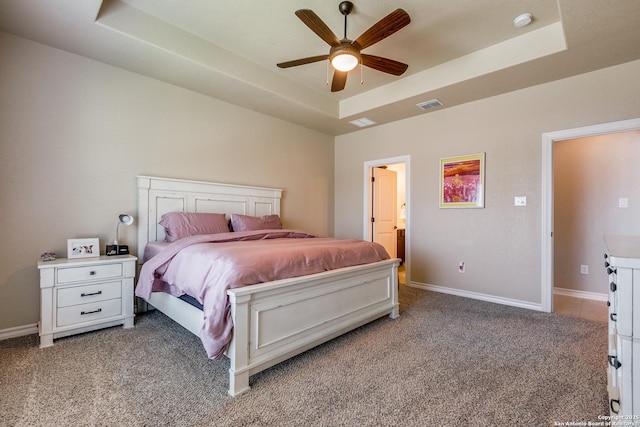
364;156;410;286
541;118;640;313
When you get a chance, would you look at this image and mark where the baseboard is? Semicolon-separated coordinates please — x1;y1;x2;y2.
553;287;608;302
0;323;38;341
407;282;543;311
1;288;602;342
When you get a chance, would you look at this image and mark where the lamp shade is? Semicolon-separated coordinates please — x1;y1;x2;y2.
119;214;134;226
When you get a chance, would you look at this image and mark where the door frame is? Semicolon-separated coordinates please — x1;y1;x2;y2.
364;155;410;282
541;118;640;312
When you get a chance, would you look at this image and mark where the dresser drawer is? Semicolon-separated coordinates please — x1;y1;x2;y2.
57;298;122;327
57;263;123;284
57;281;122;308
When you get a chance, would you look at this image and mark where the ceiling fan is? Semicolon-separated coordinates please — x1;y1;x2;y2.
277;1;411;92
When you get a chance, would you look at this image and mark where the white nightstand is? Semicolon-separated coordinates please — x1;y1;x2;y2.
37;255;137;348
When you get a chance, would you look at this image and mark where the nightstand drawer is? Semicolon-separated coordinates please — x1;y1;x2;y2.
57;281;122;308
57;299;122;327
57;263;123;284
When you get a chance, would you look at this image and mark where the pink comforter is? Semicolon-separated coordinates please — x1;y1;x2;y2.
136;230;390;359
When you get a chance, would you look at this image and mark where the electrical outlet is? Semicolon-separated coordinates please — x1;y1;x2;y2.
580;265;589;275
514;196;527;207
619;198;629;208
459;261;465;273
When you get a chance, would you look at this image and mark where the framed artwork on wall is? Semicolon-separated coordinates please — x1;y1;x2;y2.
67;238;100;259
439;153;485;208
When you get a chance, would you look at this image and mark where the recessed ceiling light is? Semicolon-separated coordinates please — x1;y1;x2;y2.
514;13;533;28
349;117;377;127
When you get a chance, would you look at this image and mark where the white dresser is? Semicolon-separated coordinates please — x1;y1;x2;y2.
605;235;640;423
37;255;137;348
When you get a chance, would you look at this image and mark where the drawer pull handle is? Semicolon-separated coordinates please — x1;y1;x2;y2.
610;399;620;414
610;313;617;322
89;271;97;276
80;291;102;297
80;308;102;316
608;355;622;369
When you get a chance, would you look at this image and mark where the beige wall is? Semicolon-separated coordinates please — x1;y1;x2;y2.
2;28;640;331
0;32;334;330
554;131;640;293
335;59;640;305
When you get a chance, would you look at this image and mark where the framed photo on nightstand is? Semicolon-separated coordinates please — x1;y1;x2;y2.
67;238;100;259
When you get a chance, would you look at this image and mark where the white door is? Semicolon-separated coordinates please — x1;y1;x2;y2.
372;167;397;258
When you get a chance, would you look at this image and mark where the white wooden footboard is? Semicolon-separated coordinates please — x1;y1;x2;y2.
226;258;399;396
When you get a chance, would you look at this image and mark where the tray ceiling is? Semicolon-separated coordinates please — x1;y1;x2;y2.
1;0;639;135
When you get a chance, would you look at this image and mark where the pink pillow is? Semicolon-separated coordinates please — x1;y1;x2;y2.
159;212;229;243
230;214;282;232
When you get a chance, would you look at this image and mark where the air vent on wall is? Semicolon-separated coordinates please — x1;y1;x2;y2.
416;99;443;111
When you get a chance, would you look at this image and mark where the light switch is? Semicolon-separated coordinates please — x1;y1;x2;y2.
619;198;629;208
514;196;527;207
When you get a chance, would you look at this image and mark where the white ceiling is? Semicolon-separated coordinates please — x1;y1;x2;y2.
1;0;640;135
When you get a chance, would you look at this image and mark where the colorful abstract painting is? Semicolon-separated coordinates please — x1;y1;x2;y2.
439;153;485;208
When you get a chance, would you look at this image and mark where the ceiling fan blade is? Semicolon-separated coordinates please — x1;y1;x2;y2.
295;9;341;47
361;54;408;76
352;9;411;51
331;70;348;92
277;55;328;68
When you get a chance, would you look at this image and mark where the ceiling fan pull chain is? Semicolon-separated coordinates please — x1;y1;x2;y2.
326;61;330;85
360;60;364;85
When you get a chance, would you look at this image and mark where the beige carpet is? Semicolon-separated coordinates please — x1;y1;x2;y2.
0;286;608;426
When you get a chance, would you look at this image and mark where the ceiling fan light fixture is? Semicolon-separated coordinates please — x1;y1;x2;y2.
331;54;359;71
330;45;360;72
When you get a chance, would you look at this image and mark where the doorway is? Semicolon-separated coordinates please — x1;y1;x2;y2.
364;155;410;285
541;118;640;312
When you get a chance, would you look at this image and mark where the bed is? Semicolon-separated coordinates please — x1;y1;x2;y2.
136;176;400;396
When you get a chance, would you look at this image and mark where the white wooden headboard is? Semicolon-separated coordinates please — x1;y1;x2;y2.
137;176;282;261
